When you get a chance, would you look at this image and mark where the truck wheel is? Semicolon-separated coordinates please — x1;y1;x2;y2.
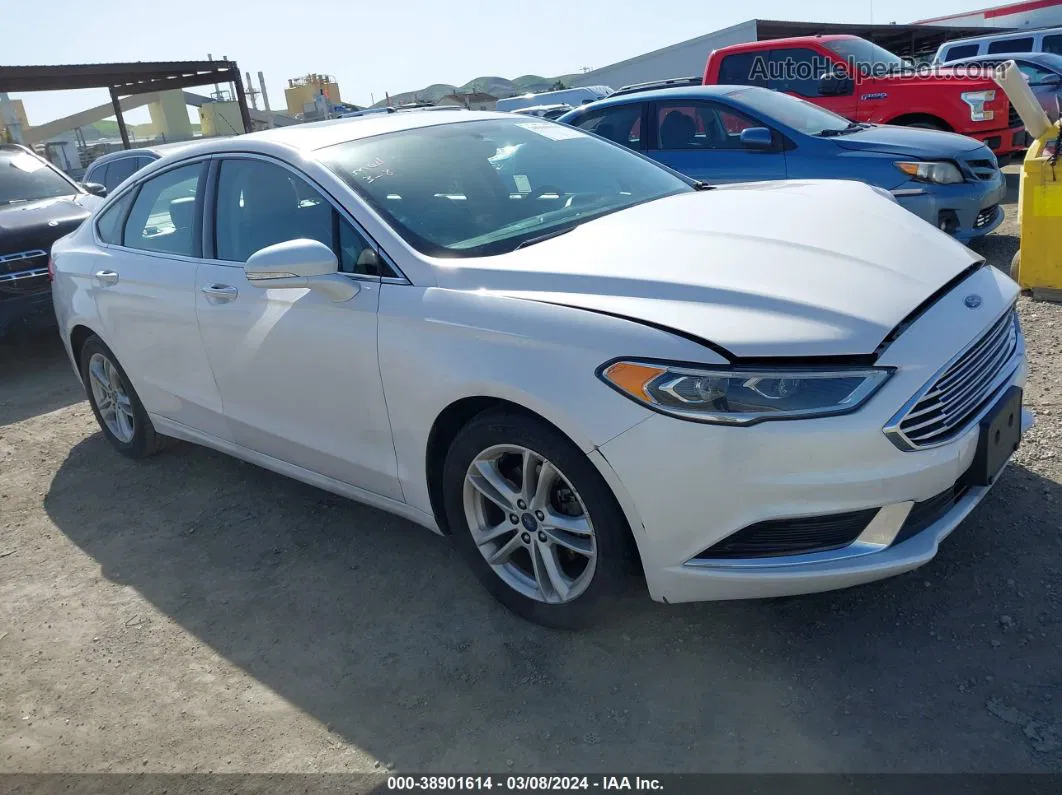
905;120;946;131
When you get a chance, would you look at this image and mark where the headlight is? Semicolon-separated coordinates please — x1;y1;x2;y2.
961;89;996;122
598;360;893;425
895;161;964;184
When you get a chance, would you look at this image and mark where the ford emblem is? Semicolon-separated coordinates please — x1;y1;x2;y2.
964;294;983;309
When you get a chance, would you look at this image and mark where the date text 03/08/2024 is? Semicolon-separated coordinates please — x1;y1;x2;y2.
387;776;664;791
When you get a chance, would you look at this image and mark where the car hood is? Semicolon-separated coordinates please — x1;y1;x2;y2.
832;124;987;157
0;194;99;250
432;181;983;358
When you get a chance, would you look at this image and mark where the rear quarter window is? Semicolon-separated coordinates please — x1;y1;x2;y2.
987;37;1035;54
942;44;979;61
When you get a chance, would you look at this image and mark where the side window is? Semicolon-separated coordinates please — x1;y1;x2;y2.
122;162;203;257
943;44;979;61
987;37;1034;54
338;220;394;277
214;158;332;262
1017;64;1057;85
135;156;155;170
717;52;767;87
95;191;136;245
655;102;764;150
1044;35;1062;55
86;162;108;188
571;105;644;150
768;48;830;98
104;157;139;191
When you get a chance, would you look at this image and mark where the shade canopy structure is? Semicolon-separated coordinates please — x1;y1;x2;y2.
0;60;252;147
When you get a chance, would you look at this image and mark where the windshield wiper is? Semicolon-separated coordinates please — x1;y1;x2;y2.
817;122;867;137
692;180;714;190
514;225;579;250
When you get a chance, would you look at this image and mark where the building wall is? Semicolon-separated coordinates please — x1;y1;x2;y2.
147;89;193;141
917;0;1062;28
570;20;758;91
199;101;244;137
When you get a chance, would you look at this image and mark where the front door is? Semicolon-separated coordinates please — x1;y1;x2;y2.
91;159;228;438
649;100;787;184
195;156;402;499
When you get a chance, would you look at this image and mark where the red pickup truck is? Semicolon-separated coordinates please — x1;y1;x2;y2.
703;35;1027;159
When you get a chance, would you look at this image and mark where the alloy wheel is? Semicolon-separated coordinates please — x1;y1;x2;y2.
462;444;597;604
87;352;136;444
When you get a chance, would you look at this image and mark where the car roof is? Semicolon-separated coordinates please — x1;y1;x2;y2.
568;84;746;112
157;110;511;159
89;140;196;165
940;25;1062;48
945;52;1062;70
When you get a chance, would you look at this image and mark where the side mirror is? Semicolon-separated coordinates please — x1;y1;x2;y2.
739;127;775;151
818;75;853;97
244;238;358;302
82;182;107;197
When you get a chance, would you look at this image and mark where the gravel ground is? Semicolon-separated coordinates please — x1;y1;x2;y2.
1;170;1060;774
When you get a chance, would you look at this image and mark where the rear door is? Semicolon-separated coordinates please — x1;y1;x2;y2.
648;100;786;184
90;159;227;437
566;102;647;151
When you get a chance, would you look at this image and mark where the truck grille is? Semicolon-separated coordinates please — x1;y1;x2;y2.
1008;102;1021;129
889;309;1019;450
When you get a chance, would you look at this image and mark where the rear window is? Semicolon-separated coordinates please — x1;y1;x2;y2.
987;37;1035;54
717;52;766;87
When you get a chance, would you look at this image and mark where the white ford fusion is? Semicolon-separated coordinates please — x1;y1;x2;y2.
52;111;1032;627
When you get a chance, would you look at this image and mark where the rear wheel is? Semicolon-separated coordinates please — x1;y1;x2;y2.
442;409;632;629
79;335;165;458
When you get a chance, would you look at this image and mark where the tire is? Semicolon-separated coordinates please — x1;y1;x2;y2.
442;408;632;629
1010;250;1021;283
79;335;166;459
903;120;946;131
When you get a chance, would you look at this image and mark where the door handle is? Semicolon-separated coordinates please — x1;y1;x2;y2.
94;270;119;287
201;283;238;302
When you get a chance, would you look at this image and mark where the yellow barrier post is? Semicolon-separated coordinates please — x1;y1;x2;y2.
995;61;1062;301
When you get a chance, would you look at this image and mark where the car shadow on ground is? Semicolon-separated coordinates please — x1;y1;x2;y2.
0;328;84;427
44;434;1062;772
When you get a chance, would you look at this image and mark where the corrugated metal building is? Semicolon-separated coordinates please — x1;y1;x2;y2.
916;0;1062;29
569;18;1010;91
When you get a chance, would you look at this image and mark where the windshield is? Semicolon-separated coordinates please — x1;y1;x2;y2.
825;38;906;73
731;88;853;135
0;150;78;205
318;118;692;257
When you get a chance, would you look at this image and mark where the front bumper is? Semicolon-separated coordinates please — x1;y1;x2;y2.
0;286;54;335
969;125;1028;157
596;267;1030;604
892;173;1006;242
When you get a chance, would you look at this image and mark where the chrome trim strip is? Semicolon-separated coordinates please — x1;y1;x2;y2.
1;249;48;264
891;188;927;196
0;267;49;283
883;306;1022;452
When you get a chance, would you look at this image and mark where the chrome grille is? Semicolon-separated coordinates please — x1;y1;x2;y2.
891;310;1019;449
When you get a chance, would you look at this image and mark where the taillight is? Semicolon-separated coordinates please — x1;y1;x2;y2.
48;255;56;282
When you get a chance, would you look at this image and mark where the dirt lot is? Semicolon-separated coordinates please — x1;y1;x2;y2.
1;170;1060;774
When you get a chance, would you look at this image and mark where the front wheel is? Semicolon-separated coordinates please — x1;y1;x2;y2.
442;409;633;629
79;335;166;458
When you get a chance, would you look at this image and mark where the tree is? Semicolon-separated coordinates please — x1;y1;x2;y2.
550;80;568;91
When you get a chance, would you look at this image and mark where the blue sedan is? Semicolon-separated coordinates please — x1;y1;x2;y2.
558;85;1006;241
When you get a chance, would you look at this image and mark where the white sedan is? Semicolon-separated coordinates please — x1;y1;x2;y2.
52;110;1032;628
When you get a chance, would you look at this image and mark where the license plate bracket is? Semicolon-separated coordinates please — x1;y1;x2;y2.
962;386;1022;487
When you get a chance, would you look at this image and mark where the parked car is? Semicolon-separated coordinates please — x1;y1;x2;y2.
0;144;104;335
934;25;1062;64
559;85;1006;241
496;86;611;113
82;142;193;194
52;112;1030;627
512;104;574;120
945;53;1062;123
704;35;1027;160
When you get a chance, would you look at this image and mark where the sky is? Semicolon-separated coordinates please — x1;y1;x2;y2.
5;0;998;129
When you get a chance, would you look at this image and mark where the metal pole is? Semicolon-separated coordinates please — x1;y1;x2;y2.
231;68;252;134
0;92;25;144
109;87;131;149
